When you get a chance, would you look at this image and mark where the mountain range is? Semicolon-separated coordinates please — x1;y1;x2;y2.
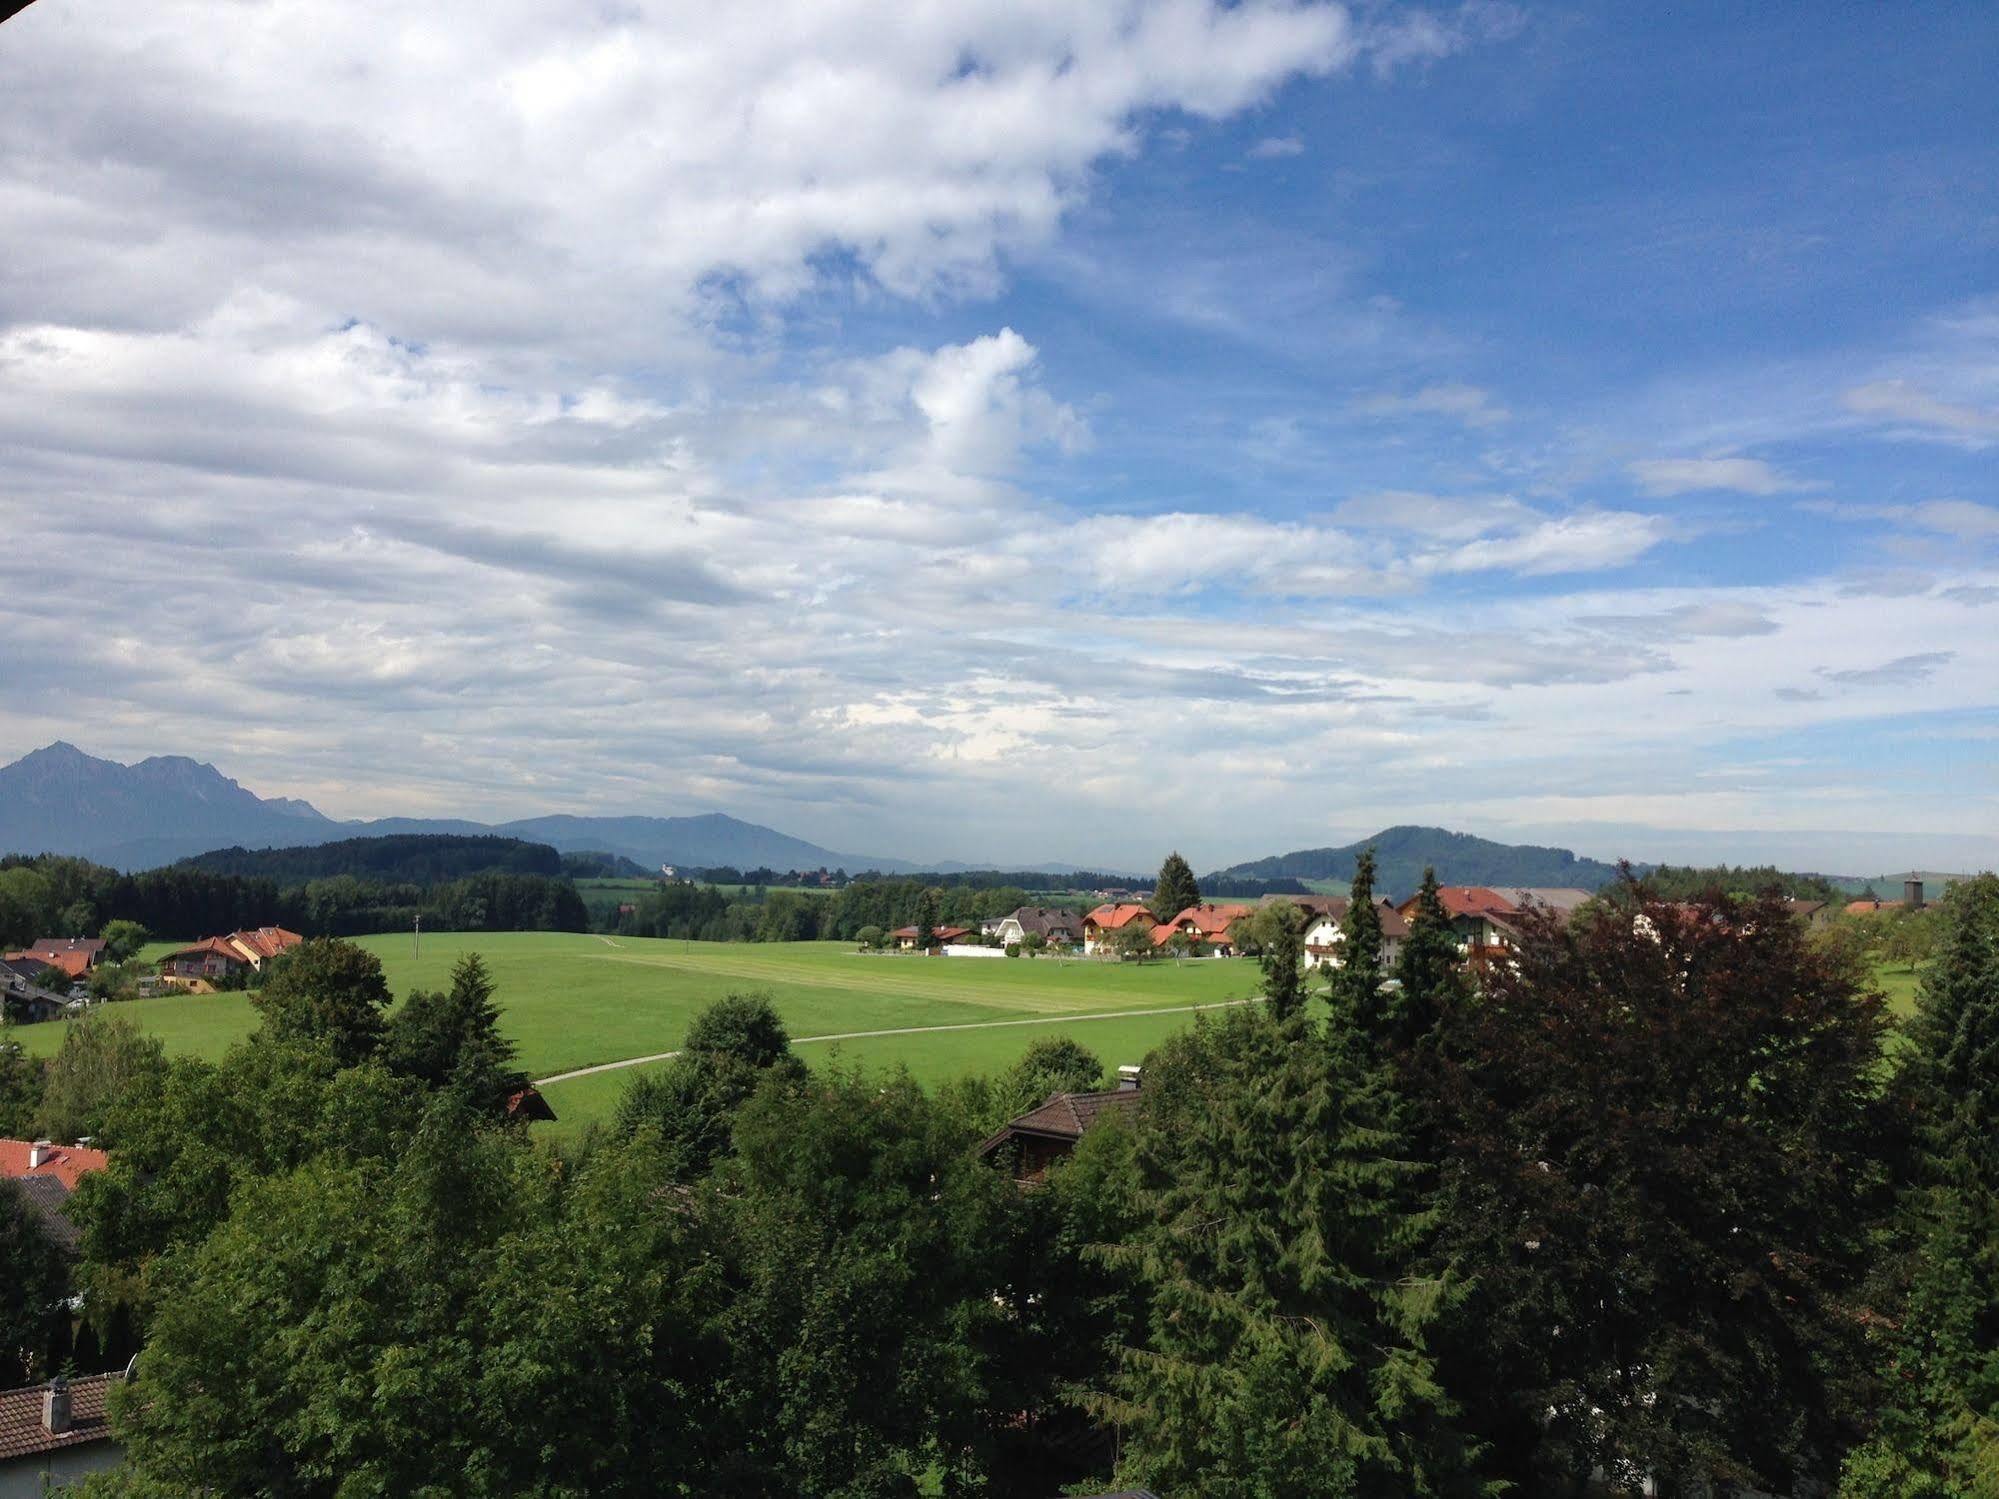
0;743;924;874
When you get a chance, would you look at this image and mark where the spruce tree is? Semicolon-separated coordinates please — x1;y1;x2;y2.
1327;848;1387;1044
1100;1003;1484;1497
1843;874;1999;1496
1394;867;1468;1058
1151;852;1201;922
915;888;939;952
1259;901;1306;1021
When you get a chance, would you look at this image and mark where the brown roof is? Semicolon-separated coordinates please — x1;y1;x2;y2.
980;1087;1142;1153
21;938;105;964
4;948;92;980
0;1139;109;1193
504;1086;556;1122
1004;907;1080;939
0;1374;118;1461
1300;898;1410;939
162;936;250;964
228;927;304;961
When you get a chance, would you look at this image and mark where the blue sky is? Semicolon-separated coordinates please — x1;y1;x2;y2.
0;0;1993;873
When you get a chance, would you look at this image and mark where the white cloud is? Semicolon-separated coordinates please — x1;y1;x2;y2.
1628;456;1804;497
1247;135;1306;158
1844;380;1999;444
1357;381;1510;428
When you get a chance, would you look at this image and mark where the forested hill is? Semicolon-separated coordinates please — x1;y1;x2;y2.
177;834;565;883
1210;824;1626;900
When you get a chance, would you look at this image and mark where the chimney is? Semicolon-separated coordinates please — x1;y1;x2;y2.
42;1377;70;1435
1117;1065;1142;1092
1905;879;1925;911
27;1140;51;1169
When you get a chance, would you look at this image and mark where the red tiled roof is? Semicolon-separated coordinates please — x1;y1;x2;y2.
228;927;304;961
1166;903;1253;937
1845;898;1904;915
0;1139;110;1192
6;949;91;979
1410;886;1520;920
0;1374;119;1461
22;938;105;964
887;925;973;943
162;936;250;963
1084;903;1156;931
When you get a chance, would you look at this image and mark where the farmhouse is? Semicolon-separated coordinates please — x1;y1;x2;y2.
980;1067;1144;1180
888;924;973;951
158;926;304;988
1081;903;1155;954
993;907;1081;948
1301;898;1410;971
1149;903;1255;955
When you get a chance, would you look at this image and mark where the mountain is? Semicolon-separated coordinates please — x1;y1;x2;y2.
1209;824;1627;902
0;741;338;868
0;742;921;873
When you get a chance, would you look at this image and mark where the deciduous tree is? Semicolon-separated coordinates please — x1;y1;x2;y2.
250;937;391;1065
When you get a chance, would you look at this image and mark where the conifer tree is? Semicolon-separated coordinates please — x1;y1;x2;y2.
1394;867;1468;1058
1327;848;1387;1044
1150;851;1201;922
1259;900;1306;1020
915;887;939;952
1099;1003;1485;1497
1842;874;1999;1496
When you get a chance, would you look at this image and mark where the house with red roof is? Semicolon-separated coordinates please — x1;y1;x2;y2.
158;926;304;989
888;924;974;952
1081;903;1156;954
1149;903;1255;956
1394;886;1525;961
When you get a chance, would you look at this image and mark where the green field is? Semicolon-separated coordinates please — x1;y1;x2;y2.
17;936;1261;1135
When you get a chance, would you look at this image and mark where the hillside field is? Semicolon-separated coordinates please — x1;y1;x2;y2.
20;935;1263;1135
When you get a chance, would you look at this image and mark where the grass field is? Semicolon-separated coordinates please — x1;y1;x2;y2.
16;935;1262;1135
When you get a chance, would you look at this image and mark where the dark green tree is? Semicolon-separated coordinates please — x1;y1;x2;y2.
0;1179;66;1383
250;937;392;1065
382;952;527;1117
997;1035;1104;1119
612;992;806;1176
1099;1003;1484;1497
1150;852;1201;922
1326;849;1387;1041
1842;874;1999;1495
1258;899;1306;1020
0;1041;44;1139
97;919;150;963
1394;867;1468;1059
915;888;940;953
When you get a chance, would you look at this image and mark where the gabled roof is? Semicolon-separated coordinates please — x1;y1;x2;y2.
504;1086;556;1122
1301;898;1411;939
1162;903;1253;937
5;948;91;979
11;1175;81;1253
979;1087;1142;1154
21;938;105;961
0;1373;119;1461
0;1138;110;1192
1084;903;1155;931
1492;887;1593;914
228;926;304;961
1004;906;1080;938
162;936;251;964
1418;886;1520;920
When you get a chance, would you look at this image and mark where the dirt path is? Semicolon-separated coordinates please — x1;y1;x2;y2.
533;996;1261;1086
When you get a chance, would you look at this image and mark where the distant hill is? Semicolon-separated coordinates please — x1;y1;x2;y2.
0;742;923;873
1209;825;1626;902
179;834;566;883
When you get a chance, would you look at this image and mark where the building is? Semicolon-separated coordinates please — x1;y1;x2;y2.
0;1373;125;1494
992;907;1082;948
7;939;105;979
888;924;973;951
1394;886;1526;962
158;927;304;988
1786;899;1836;929
0;1139;110;1259
979;1067;1144;1180
503;1086;557;1123
1149;903;1255;956
1081;903;1156;954
1490;887;1594;917
1301;898;1411;971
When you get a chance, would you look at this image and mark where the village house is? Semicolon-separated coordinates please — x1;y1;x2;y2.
0;1372;126;1495
1300;897;1411;971
1081;903;1156;954
979;1066;1143;1180
157;926;304;989
4;939;105;982
1395;886;1527;962
0;1139;110;1259
888;924;973;952
1149;903;1255;956
992;906;1082;948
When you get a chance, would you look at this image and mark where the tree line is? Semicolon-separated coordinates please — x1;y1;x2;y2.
4;860;1987;1495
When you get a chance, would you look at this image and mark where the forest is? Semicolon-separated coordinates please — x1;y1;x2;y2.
0;863;1988;1496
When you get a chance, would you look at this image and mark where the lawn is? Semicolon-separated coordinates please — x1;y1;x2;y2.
14;934;1261;1133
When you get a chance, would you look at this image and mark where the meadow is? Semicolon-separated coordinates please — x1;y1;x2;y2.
27;935;1264;1135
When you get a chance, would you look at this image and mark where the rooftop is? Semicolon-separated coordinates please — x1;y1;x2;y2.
0;1374;119;1462
0;1139;109;1193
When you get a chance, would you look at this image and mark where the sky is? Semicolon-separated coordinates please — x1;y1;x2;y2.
1;0;1995;875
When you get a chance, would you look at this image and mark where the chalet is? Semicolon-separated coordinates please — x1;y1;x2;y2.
1081;903;1156;954
993;907;1081;948
158;927;304;988
0;1372;125;1493
1150;903;1255;956
979;1067;1144;1180
1301;898;1410;971
1395;886;1524;962
888;924;973;952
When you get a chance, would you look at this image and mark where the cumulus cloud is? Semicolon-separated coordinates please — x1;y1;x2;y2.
1628;456;1804;497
